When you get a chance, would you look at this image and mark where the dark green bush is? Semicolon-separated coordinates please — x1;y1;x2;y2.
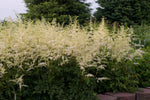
134;47;150;88
86;57;139;93
0;56;98;100
86;46;150;93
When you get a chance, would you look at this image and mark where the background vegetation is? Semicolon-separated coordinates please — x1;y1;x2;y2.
22;0;91;25
94;0;150;26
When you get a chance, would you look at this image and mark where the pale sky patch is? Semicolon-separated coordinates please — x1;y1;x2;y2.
0;0;27;20
86;0;99;14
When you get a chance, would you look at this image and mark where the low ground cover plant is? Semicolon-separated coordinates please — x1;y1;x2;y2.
0;18;142;99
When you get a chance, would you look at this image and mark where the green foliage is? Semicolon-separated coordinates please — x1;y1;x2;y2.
0;19;8;26
94;0;150;25
85;46;150;93
133;25;150;47
23;0;91;25
134;47;150;88
0;56;98;100
85;56;139;93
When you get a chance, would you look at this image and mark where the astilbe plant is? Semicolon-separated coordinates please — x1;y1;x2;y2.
0;18;142;94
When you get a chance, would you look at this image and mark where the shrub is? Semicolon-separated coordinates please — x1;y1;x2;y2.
85;52;140;93
134;46;150;88
0;55;98;100
0;18;141;98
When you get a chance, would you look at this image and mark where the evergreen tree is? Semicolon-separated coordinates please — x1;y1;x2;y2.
94;0;150;25
23;0;91;24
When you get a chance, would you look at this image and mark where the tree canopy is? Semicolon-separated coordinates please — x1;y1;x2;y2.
94;0;150;25
23;0;91;24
